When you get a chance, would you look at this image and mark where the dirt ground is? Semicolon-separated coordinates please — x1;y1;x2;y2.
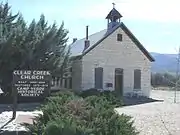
116;90;180;135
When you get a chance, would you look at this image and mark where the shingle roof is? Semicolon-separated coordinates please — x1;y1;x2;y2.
70;22;155;62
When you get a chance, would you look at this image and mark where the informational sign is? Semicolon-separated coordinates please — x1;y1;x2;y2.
13;70;51;97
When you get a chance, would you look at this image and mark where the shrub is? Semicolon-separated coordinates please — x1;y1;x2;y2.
78;88;101;97
27;90;138;135
80;89;123;107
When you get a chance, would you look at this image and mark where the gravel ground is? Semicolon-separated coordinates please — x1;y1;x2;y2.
1;90;180;134
0;103;42;133
0;111;42;132
115;90;180;135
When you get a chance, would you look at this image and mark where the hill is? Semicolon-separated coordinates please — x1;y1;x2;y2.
150;52;178;73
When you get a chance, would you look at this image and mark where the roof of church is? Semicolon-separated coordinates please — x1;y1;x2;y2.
106;8;123;19
69;29;107;57
70;22;155;62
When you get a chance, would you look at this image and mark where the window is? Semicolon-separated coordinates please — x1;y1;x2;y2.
69;77;72;89
64;79;68;88
117;34;122;41
70;67;72;72
134;69;141;89
95;67;103;89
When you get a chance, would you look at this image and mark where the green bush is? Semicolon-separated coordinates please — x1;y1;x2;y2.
27;90;138;135
78;89;101;97
80;89;123;107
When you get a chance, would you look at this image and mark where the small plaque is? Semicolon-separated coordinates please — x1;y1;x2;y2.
106;83;113;88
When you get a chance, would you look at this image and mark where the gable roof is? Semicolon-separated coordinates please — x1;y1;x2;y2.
70;22;155;62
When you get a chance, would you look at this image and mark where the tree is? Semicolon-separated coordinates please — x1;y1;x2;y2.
0;2;69;94
151;72;176;87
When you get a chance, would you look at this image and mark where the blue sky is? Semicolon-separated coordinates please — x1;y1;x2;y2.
3;0;180;54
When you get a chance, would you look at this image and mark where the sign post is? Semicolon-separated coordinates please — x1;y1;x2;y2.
12;83;17;119
12;70;51;119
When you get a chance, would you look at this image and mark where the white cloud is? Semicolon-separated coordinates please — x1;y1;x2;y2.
76;0;180;23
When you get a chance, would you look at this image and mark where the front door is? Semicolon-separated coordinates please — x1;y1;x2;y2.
115;68;123;96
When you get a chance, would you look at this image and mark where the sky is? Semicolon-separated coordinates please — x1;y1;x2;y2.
2;0;180;54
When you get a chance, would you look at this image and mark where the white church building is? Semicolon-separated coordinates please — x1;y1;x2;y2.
67;4;154;97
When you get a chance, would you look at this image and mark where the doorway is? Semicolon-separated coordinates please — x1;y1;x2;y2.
115;68;123;96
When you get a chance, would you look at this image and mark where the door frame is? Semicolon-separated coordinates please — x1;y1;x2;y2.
114;68;124;95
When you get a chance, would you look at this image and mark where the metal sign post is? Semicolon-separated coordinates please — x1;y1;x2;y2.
12;86;17;119
12;72;17;119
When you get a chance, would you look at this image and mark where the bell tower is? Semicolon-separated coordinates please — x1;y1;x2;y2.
106;3;122;31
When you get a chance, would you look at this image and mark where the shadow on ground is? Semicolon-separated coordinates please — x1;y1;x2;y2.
123;96;164;106
0;103;41;114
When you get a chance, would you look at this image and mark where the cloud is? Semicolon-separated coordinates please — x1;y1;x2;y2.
76;0;180;23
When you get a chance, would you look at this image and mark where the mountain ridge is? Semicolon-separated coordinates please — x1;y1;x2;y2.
150;52;178;73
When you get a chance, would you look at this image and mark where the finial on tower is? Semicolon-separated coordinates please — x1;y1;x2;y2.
112;2;115;8
106;3;123;31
